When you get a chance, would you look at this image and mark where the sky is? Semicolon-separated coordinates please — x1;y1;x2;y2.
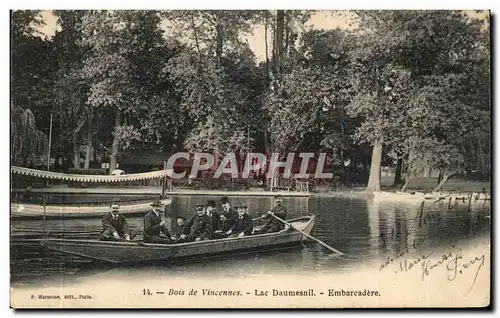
35;10;488;62
36;10;359;62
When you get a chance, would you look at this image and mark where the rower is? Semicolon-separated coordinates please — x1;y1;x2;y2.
99;203;138;241
143;199;175;244
180;204;212;242
219;196;237;232
225;204;253;238
256;195;288;234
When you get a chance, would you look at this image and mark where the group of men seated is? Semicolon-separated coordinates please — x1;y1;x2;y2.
99;195;288;243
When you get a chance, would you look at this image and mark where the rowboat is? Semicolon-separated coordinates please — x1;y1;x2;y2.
10;198;172;219
42;215;316;265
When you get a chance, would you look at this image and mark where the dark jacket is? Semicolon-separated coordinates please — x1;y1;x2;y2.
144;211;169;240
221;207;237;231
207;211;221;234
184;213;212;240
230;214;254;235
175;223;188;238
101;212;130;237
264;203;288;230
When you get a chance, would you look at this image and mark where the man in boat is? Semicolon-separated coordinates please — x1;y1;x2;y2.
172;216;188;243
143;199;175;244
225;204;253;238
206;200;224;239
256;195;288;234
219;196;237;232
180;204;212;242
99;203;137;241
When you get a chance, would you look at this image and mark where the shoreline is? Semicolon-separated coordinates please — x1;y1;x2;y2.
10;186;491;201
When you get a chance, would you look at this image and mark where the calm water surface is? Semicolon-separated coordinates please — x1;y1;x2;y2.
11;194;491;288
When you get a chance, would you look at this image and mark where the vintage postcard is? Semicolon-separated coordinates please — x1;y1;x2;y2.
10;9;491;308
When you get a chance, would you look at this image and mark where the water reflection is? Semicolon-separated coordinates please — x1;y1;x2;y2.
11;194;490;287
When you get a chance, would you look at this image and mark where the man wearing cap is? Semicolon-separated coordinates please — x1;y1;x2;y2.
219;196;237;232
225;204;253;238
143;199;175;244
257;195;288;234
99;203;137;241
181;204;212;242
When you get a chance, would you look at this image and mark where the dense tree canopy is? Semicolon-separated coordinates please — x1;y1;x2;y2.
10;10;490;191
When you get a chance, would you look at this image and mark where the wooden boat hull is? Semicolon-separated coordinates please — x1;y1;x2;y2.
10;198;172;219
43;215;316;265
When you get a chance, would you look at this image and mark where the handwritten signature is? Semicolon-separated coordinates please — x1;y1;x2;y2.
421;245;486;295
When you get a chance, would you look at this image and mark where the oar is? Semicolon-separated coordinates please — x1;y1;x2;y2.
269;213;344;255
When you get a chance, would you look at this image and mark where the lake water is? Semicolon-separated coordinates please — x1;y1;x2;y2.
10;194;491;288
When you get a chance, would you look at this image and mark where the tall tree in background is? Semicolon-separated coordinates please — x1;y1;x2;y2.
79;10;175;172
348;10;489;193
51;10;90;169
10;11;50;166
164;10;261;164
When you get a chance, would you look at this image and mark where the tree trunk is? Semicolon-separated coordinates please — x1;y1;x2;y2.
424;167;431;177
366;140;382;193
400;176;413;192
215;16;223;65
392;158;403;187
437;169;444;185
340;119;344;172
284;12;290;58
190;12;202;59
84;111;93;170
72;128;80;169
73;143;80;169
275;10;285;75
264;11;270;85
433;171;457;192
109;109;121;173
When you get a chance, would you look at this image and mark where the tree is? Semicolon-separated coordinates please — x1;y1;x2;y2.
10;101;47;166
79;10;176;172
163;10;261;164
10;10;50;167
348;10;489;192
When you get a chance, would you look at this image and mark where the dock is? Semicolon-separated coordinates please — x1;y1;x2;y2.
12;187;311;197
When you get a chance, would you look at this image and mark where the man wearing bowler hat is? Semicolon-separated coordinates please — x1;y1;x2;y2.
99;203;138;241
225;204;253;238
143;199;175;244
219;196;237;232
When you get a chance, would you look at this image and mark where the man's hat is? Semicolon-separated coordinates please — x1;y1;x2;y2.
195;204;205;212
235;203;248;209
274;194;284;199
220;196;230;204
207;200;217;208
151;199;165;207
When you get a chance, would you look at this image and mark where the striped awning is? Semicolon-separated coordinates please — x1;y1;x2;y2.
11;166;167;183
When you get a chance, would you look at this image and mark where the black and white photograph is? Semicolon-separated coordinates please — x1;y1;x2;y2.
9;8;491;308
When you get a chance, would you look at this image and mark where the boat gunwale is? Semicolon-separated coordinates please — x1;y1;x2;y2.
11;198;173;209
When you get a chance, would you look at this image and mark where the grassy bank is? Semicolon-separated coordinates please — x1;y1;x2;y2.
380;176;490;193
